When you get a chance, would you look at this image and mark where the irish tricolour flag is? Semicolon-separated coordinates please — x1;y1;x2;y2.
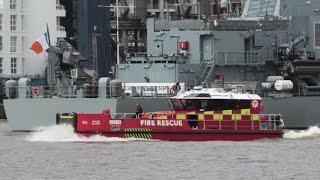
30;31;50;54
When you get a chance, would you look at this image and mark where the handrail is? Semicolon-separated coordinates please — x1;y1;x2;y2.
4;84;186;99
194;53;216;85
213;47;277;66
195;47;275;85
203;56;215;84
107;113;284;130
194;53;212;80
195;47;276;85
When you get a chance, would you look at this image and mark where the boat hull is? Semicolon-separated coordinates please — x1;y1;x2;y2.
69;113;283;141
80;130;283;141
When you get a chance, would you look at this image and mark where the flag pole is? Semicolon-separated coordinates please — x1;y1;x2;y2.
46;23;54;95
46;23;51;46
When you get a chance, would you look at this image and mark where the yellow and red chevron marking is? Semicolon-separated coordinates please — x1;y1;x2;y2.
144;109;260;122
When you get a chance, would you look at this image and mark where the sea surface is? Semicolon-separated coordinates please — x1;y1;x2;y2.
0;121;319;180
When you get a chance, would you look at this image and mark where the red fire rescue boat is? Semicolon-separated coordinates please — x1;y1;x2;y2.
56;87;284;141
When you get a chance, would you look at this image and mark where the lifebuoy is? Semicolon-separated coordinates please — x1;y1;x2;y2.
170;85;176;95
32;86;41;96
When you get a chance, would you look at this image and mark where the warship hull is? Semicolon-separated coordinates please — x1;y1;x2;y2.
262;96;320;129
4;96;320;131
4;98;170;131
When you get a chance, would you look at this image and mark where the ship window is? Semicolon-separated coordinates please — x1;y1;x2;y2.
182;99;249;111
315;23;320;47
206;99;250;111
170;99;184;110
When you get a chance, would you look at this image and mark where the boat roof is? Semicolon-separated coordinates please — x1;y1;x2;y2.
172;88;261;100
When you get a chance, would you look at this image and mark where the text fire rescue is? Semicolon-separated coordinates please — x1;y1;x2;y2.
140;120;183;126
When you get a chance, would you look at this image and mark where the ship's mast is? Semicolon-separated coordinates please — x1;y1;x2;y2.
116;0;120;65
98;1;134;77
92;26;98;80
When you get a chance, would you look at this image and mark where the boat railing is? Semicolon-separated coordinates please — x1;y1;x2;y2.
213;47;277;65
4;84;179;99
110;113;284;130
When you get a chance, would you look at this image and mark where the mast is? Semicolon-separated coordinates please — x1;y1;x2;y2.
92;26;98;80
116;0;120;65
98;2;134;78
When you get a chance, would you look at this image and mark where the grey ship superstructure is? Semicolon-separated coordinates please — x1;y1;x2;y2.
3;0;320;131
116;0;320;128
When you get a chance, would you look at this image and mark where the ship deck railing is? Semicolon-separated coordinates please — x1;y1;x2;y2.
111;112;283;131
4;84;178;99
213;47;277;66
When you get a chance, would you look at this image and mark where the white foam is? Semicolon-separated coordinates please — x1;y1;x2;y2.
0;122;10;131
284;126;320;139
25;124;147;142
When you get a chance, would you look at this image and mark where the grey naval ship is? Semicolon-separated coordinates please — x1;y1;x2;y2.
4;0;320;131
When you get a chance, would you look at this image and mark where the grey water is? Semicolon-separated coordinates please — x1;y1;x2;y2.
0;121;319;180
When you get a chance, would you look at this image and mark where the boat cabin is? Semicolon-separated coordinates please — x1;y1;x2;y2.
169;88;263;114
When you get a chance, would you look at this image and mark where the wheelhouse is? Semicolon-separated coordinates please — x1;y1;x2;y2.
169;88;262;113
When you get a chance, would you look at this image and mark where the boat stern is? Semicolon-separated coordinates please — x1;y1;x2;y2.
56;113;76;127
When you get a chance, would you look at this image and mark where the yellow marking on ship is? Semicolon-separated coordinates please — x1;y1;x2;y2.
252;115;260;121
198;114;204;120
156;115;168;120
204;111;214;115
176;114;186;120
223;110;232;115
241;109;250;115
59;115;74;119
124;129;152;139
232;115;242;120
213;114;223;120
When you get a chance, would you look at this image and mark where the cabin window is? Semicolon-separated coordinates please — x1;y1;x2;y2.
203;99;250;111
180;99;251;111
170;99;184;110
